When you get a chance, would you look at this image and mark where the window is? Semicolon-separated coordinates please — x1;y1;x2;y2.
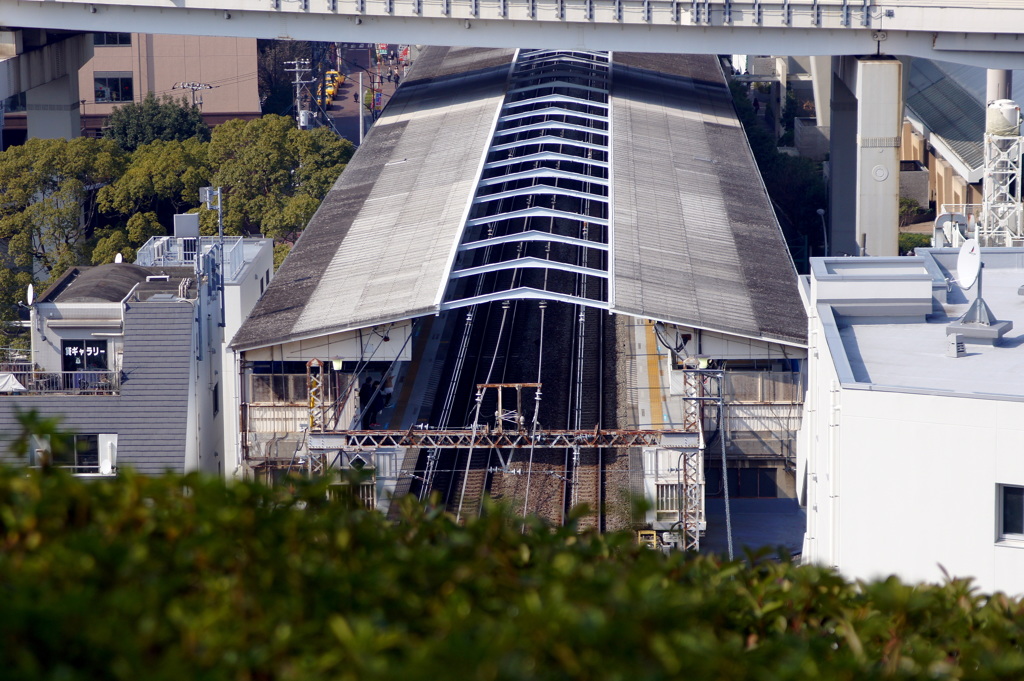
1000;485;1024;541
212;382;220;417
3;91;25;113
52;435;99;474
656;484;679;521
62;340;108;372
94;72;133;103
93;33;131;46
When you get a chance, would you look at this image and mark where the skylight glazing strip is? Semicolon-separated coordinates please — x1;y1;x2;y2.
441;49;613;311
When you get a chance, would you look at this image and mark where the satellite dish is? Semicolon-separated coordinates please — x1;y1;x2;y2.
26;284;33;306
114;253;123;263
957;239;982;290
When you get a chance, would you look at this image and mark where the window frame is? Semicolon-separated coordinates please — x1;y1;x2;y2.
998;484;1024;544
655;483;680;522
61;339;109;372
50;434;100;474
93;33;131;47
94;72;134;103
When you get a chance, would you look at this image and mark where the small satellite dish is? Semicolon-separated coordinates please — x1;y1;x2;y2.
957;239;982;289
26;284;33;306
114;253;123;263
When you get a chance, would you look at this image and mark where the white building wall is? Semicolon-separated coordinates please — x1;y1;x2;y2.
834;389;1024;595
220;241;274;478
802;297;1024;595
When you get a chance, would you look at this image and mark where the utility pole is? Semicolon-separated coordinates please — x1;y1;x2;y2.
284;59;315;129
172;81;214;108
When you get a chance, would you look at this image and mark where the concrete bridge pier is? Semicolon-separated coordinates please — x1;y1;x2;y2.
829;56;903;257
0;31;91;141
27;73;82;140
987;69;1012;103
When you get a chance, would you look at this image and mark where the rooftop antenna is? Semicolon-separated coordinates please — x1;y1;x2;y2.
946;238;1013;344
114;253;123;263
26;283;33;306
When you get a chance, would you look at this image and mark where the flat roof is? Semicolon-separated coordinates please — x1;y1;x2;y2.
233;48;806;351
820;249;1024;399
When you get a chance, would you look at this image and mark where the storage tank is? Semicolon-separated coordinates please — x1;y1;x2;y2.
986;99;1021;137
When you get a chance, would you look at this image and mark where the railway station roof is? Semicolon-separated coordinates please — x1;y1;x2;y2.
231;47;806;352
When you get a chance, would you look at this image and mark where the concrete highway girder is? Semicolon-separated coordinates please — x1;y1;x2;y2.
2;0;1024;69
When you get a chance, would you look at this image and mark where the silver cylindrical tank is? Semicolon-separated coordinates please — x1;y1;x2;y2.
986;99;1021;137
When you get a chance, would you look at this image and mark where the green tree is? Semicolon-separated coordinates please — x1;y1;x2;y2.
899;232;932;254
97;138;212;219
899;196;923;228
0;136;127;301
103;91;211;152
92;212;165;265
207;115;353;238
730;80;828;270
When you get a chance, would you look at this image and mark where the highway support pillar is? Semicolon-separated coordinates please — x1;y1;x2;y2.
987;69;1012;103
829;56;902;257
23;33;91;140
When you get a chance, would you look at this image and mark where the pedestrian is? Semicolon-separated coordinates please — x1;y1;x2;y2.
753;97;760;114
360;376;374;429
368;380;385;428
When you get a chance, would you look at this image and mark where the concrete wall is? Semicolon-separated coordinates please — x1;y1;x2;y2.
900;162;930;206
78;33;260;133
220;240;275;477
794;117;829;161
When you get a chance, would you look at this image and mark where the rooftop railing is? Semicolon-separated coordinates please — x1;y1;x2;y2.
136;236;250;281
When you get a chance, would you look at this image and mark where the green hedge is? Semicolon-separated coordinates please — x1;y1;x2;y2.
899;232;933;254
1;468;1023;681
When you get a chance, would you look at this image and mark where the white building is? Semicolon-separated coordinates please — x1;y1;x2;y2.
799;249;1024;595
0;221;273;477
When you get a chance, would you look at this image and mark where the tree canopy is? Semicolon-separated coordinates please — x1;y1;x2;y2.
0;137;127;320
97;138;212;221
0;116;354;327
0;457;1023;681
206;116;353;239
103;91;211;153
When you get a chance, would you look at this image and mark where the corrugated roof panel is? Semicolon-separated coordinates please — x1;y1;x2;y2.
235;49;806;351
231;47;515;350
610;53;806;346
906;59;985;171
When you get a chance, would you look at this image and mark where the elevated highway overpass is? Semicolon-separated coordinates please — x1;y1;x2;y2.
1;0;1021;255
2;0;1024;68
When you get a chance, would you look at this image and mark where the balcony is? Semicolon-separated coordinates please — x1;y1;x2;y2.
0;364;120;395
